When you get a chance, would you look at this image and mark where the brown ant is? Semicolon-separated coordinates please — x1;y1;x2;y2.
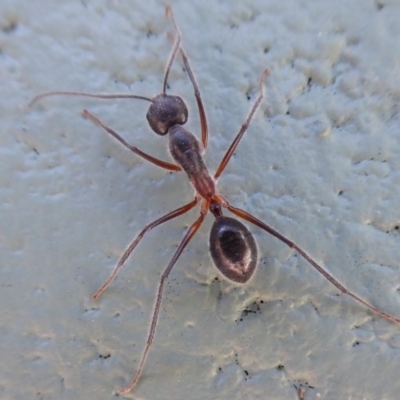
29;5;400;396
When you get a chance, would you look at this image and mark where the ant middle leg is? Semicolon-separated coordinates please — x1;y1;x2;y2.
215;68;269;178
82;109;181;172
93;198;198;300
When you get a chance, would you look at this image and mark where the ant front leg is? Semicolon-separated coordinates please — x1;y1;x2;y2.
82;109;181;172
178;47;208;150
165;6;209;149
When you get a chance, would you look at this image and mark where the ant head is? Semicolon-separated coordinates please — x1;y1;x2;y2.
146;93;188;135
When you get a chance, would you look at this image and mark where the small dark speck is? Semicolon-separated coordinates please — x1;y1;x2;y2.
276;364;285;370
307;77;312;86
263;46;270;53
2;21;17;33
395;226;399;230
99;353;111;359
338;189;344;196
146;29;156;38
353;341;360;347
376;2;385;10
244;370;249;376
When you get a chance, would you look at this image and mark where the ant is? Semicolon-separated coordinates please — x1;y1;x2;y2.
29;5;400;396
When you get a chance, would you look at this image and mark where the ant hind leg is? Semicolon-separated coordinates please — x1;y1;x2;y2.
227;203;400;325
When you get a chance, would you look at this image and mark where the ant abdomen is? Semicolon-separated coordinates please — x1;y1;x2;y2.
146;93;188;135
210;216;258;284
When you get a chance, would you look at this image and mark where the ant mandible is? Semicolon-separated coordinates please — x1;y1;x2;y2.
29;4;400;395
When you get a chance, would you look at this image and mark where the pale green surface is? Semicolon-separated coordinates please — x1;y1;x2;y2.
1;1;400;399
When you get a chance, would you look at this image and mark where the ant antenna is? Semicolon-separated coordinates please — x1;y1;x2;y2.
162;4;182;93
28;92;152;108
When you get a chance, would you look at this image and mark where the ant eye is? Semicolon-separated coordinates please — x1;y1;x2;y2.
147;94;188;135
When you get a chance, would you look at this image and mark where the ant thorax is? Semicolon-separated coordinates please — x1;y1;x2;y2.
169;125;216;200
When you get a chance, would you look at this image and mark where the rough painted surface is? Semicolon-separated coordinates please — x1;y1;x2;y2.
1;0;400;399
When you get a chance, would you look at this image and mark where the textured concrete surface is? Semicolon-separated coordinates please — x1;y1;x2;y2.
1;0;400;399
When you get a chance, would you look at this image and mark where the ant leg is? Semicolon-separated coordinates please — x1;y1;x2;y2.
82;109;181;172
28;92;152;108
214;68;269;179
227;204;400;324
93;198;198;300
297;386;307;400
179;47;208;149
165;17;208;149
118;210;206;394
